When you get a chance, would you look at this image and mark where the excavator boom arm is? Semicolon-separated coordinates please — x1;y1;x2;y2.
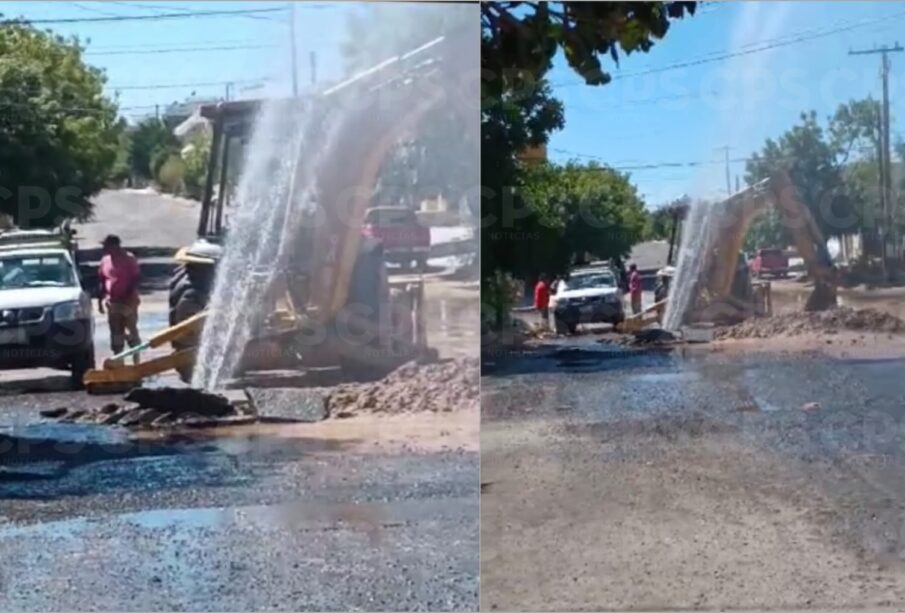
706;170;836;310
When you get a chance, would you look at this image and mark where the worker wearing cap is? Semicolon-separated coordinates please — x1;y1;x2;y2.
628;263;642;315
97;234;142;363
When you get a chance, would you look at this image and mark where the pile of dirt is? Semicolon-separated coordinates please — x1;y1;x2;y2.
40;388;253;430
326;357;479;416
715;307;905;340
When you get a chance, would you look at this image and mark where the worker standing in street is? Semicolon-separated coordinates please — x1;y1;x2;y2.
534;275;551;328
628;263;642;315
97;234;142;364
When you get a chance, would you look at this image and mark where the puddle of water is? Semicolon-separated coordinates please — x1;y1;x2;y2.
122;506;233;530
0;516;91;540
1;423;128;446
629;371;699;384
0;497;472;541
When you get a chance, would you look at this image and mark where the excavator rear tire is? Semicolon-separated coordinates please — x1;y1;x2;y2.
168;263;215;382
168;266;188;307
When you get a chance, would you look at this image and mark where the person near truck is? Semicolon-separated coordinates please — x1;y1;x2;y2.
628;263;642;315
534;275;551;327
97;234;142;364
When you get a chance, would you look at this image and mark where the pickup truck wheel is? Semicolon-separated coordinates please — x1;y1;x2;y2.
70;348;95;390
567;322;578;335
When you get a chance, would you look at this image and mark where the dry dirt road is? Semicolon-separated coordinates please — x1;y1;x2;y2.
482;334;905;611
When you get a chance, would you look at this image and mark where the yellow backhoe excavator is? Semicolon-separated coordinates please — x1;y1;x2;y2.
84;27;476;391
620;170;837;331
699;170;837;319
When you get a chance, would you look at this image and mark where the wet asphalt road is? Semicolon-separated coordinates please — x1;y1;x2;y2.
482;336;905;610
0;420;478;611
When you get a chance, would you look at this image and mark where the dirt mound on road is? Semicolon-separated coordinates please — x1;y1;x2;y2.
327;357;479;415
716;307;905;339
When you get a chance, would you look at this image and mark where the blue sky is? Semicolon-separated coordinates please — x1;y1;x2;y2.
1;1;361;119
7;1;905;209
546;1;905;208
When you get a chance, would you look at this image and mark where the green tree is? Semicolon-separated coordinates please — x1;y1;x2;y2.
156;154;186;195
745;111;858;247
517;161;647;276
182;129;212;200
482;79;564;280
129;117;178;181
0;22;118;226
481;2;696;90
830;98;883;255
644;196;688;241
109;118;133;186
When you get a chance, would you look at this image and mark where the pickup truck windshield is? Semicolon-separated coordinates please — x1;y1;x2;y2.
564;273;615;291
0;255;77;290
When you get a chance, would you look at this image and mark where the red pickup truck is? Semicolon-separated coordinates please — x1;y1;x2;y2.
749;248;789;278
362;206;431;270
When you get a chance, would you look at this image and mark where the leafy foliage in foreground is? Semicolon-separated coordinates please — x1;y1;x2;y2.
0;22;118;225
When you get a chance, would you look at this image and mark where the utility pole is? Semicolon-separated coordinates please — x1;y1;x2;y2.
224;82;233;102
309;51;317;86
715;146;732;196
850;43;904;269
288;2;299;96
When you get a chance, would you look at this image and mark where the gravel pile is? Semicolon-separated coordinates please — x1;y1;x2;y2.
716;307;905;339
327;357;479;415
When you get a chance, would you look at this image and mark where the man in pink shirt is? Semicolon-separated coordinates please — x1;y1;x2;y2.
97;234;142;362
628;263;642;315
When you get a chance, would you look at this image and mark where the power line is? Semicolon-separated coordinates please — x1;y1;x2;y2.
1;7;286;25
552;10;905;88
71;2;123;18
86;39;265;50
109;77;269;91
108;1;284;22
548;147;761;172
86;44;275;56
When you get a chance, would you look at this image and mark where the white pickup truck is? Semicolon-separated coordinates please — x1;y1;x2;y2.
551;267;625;334
0;227;94;388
